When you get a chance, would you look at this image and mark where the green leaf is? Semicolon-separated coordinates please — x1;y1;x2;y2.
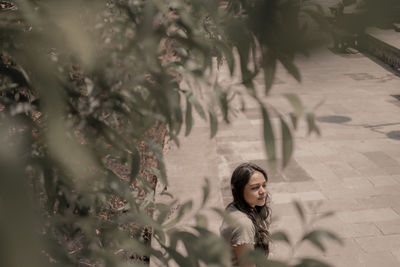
188;91;206;120
271;231;291;245
195;214;208;228
160;190;174;198
280;116;293;168
193;226;231;265
279;54;301;82
283;93;304;116
303;232;326;252
43;165;56;213
163;200;193;228
215;41;235;75
294;258;332;267
155;201;176;224
289;112;298;129
306;112;320;135
130;147;141;183
317;211;335;221
118;238;150;256
167;230;179;250
162;243;193;267
172;89;183;135
315;229;342;244
294;201;306;223
185;96;193;136
218;90;229;123
209;110;218;139
169;131;181;147
201;178;210;207
240;249;290;267
106;171;139;211
212;207;237;226
139;191;155;210
260;104;276;163
262;52;277;95
136;174;154;194
302;229;343;253
118;211;163;234
264;260;292;267
145;139;168;186
226;17;251;77
169;231;200;266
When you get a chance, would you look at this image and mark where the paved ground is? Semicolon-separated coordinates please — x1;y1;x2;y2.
159;45;400;267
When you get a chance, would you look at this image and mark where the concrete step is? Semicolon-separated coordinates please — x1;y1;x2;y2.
358;27;400;73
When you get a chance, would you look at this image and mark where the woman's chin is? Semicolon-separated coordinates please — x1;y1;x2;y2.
256;201;266;207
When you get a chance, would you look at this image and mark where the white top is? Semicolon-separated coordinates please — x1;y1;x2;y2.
219;204;256;266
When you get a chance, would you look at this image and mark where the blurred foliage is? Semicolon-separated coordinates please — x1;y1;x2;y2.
0;0;343;266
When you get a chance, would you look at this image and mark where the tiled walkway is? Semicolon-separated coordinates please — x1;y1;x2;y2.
161;47;400;266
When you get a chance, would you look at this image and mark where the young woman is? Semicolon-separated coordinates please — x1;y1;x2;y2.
220;163;271;267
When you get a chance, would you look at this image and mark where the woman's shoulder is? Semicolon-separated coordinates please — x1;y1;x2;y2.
220;203;256;246
224;204;254;227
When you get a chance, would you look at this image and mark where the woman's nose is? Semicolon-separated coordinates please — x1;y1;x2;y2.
259;187;266;195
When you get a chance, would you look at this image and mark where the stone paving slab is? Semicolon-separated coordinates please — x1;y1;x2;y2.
337;208;400;223
356;234;400;252
356;251;400;267
393;249;400;263
375;219;400;235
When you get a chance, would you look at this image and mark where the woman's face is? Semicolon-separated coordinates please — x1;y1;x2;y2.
243;171;267;208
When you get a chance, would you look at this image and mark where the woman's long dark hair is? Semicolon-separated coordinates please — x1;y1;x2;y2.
229;162;271;255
